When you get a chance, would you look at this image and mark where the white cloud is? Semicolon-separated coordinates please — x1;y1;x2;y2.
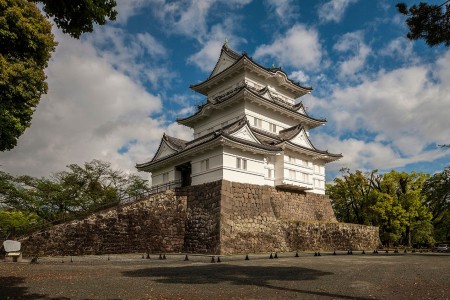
308;50;450;172
265;0;299;23
187;19;246;72
0;30;167;177
115;0;151;24
289;70;310;84
314;134;447;174
379;37;415;62
87;26;175;89
333;31;371;78
318;0;358;23
253;24;323;70
188;39;224;72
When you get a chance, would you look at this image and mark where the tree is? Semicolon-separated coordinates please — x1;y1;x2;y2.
422;166;450;241
31;0;117;39
370;171;432;247
327;168;434;247
396;1;450;47
0;0;116;151
0;160;151;233
0;0;57;151
326;168;377;225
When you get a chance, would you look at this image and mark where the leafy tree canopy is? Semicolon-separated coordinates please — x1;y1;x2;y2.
0;0;117;151
0;160;150;234
30;0;117;39
397;1;450;46
327;169;435;247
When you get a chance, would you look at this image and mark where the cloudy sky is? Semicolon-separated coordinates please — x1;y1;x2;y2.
1;0;449;181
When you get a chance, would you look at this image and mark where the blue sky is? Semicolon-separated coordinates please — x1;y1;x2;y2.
1;0;449;181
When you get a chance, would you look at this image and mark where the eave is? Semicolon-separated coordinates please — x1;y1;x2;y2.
190;55;312;98
177;86;326;129
280;141;343;163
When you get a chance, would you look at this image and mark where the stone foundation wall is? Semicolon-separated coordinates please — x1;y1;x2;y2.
21;190;186;256
21;180;380;256
181;181;222;254
219;180;379;254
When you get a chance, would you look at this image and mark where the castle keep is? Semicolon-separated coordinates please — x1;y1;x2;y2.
137;44;342;194
21;45;380;256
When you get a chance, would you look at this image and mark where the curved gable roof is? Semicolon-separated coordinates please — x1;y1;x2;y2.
177;85;326;128
190;46;312;97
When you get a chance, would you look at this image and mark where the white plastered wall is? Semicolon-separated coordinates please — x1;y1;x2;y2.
222;146;267;185
190;147;224;185
244;101;308;135
151;165;176;186
193;101;245;138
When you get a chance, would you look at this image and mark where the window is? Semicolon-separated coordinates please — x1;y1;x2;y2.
201;159;209;171
162;172;169;183
299;173;308;182
236;157;247;170
253;117;262;128
289;170;296;179
288;156;295;164
314;165;320;173
267;169;274;179
269;123;277;133
314;179;325;189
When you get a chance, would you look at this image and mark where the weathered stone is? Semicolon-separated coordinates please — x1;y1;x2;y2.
20;180;380;256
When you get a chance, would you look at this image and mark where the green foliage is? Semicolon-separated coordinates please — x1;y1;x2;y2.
328;169;435;247
422;166;450;241
0;0;57;151
0;160;150;234
0;209;39;235
30;0;117;39
0;0;117;151
397;1;450;47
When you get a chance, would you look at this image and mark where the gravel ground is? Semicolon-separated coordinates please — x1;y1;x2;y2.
1;252;449;300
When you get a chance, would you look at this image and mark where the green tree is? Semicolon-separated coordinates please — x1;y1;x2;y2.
0;160;151;230
0;0;116;151
422;166;450;241
327;169;434;247
397;1;450;47
31;0;117;39
326;168;377;225
371;171;432;247
0;0;57;151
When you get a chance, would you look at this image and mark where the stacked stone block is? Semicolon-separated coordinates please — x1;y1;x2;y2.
21;180;380;256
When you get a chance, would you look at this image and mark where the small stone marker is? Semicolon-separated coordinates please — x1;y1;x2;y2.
3;240;21;252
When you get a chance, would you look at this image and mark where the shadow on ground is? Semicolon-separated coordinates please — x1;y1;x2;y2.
123;264;372;299
0;276;69;300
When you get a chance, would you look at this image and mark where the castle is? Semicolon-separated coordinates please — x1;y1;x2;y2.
20;46;380;256
137;44;342;194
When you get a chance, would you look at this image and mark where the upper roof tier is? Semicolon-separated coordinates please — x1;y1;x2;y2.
190;44;312;99
177;84;326;129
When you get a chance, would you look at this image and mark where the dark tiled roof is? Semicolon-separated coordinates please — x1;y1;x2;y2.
192;46;312;93
178;85;326;126
251;126;282;142
164;134;188;151
278;124;304;141
137;117;281;170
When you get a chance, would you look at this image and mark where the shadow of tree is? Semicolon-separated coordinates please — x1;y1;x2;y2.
0;276;70;300
123;265;373;299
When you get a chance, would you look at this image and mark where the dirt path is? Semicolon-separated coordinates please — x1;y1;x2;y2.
1;252;449;299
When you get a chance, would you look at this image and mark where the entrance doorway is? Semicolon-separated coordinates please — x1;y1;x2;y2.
176;162;192;187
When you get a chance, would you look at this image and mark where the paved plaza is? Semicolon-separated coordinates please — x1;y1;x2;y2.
1;252;449;299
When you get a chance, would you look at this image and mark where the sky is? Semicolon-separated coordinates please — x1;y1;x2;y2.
1;0;449;182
